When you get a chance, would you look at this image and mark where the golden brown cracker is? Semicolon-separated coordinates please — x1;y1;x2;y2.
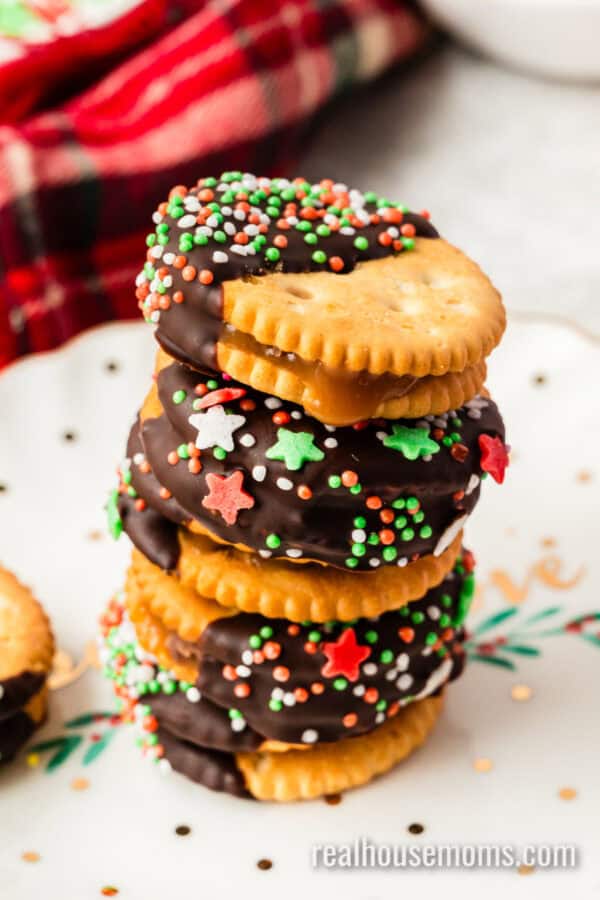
221;239;504;379
0;567;54;681
237;695;443;801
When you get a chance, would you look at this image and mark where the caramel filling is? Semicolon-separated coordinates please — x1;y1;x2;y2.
218;328;418;425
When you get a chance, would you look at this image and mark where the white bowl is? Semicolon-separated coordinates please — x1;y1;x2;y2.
420;0;600;81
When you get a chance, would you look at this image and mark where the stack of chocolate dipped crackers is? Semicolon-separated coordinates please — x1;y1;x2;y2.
101;173;509;801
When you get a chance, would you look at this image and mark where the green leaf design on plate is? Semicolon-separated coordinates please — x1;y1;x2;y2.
47;735;83;772
467;653;516;670
64;711;113;728
582;634;600;648
501;644;540;656
472;607;519;636
29;737;70;754
83;729;117;766
520;606;562;626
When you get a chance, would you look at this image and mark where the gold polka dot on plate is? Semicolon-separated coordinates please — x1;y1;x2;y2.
473;757;493;773
511;684;533;702
559;787;577;801
518;864;535;876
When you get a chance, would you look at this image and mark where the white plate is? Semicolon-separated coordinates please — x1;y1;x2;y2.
0;319;598;899
421;0;600;81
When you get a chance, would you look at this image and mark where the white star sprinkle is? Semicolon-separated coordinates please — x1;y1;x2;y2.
188;405;246;452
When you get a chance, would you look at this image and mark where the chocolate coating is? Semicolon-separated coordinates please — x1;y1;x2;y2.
118;360;504;570
0;671;45;720
157;728;251;798
192;565;469;745
148;690;261;754
0;709;36;764
136;174;438;373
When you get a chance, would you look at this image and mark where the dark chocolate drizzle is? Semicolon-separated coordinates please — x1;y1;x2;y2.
117;361;503;570
137;175;438;373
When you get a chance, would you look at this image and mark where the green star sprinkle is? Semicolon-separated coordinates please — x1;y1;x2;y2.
383;425;440;461
266;428;324;471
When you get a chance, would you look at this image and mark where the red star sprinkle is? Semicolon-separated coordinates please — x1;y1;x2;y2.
321;628;371;682
478;434;509;484
202;471;254;525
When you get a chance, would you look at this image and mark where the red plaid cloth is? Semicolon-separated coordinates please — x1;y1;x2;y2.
0;0;427;369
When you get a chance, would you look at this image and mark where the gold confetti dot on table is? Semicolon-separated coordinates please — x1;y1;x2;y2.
26;753;40;768
511;684;533;702
541;536;556;548
257;859;273;871
532;373;547;386
576;470;592;483
559;787;577;801
101;888;119;897
518;864;535;876
473;757;493;773
22;852;40;863
87;530;104;541
71;777;90;791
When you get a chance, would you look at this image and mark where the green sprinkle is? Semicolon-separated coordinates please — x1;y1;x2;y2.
308;630;321;643
401;237;415;250
163;680;177;695
354;236;369;251
392;498;406;510
177;444;190;460
328;475;342;489
349;483;362;495
406;497;419;511
354;516;367;528
394;516;407;529
312;250;326;264
419;525;433;539
439;614;452;628
265;247;280;262
249;635;262;650
400;528;415;542
333;678;348;691
368;533;380;545
229;708;243;719
213;230;227;244
441;593;453;608
259;625;273;639
213;447;227;460
207;379;218;390
380;649;393;664
194;233;208;246
365;630;378;644
382;546;398;562
172;389;187;405
352;543;366;558
106;489;122;540
411;611;425;625
269;699;283;712
425;632;438;646
304;233;318;246
345;558;359;569
266;533;281;549
375;699;387;712
145;234;156;247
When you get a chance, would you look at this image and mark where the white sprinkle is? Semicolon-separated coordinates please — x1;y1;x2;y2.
234;209;246;221
265;397;282;409
283;692;296;707
252;465;267;482
158;758;172;775
376;430;387;442
291;410;302;420
340;226;355;235
386;669;398;681
239;433;256;447
231;718;246;732
466;473;480;495
213;251;228;264
162;275;173;288
183;196;200;212
369;558;381;568
236;665;251;678
242;650;254;665
362;662;377;676
224;222;236;235
324;424;337;432
396;653;409;671
351;529;367;543
286;548;302;558
427;605;441;620
277;477;294;491
301;729;319;744
352;684;366;697
397;673;414;691
150;245;163;259
152;211;163;224
324;437;338;449
272;688;284;701
133;452;144;465
186;687;201;703
244;224;259;236
196;225;212;236
221;206;232;216
206;214;220;228
375;712;385;724
396;557;408;567
258;549;272;559
177;214;196;228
